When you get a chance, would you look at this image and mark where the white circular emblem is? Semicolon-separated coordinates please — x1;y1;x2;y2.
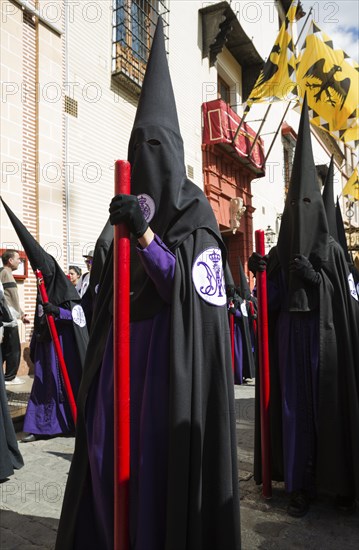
137;194;155;223
240;301;248;317
192;248;226;306
348;273;359;302
38;304;44;317
95;283;99;295
72;305;87;327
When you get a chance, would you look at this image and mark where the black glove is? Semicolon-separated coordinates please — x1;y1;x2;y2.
226;284;235;299
228;297;239;314
43;302;60;317
289;254;321;286
109;194;149;239
248;252;268;275
228;304;236;315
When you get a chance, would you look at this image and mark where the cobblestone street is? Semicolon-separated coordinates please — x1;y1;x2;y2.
1;382;358;549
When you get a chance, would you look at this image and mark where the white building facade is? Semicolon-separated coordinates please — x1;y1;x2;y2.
0;0;357;371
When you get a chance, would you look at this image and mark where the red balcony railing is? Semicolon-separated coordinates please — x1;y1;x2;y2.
202;99;265;175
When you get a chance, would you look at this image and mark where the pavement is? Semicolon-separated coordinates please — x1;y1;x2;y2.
0;378;358;549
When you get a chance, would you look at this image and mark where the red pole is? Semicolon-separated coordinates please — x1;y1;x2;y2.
229;304;235;374
35;270;77;424
255;230;272;499
113;160;131;550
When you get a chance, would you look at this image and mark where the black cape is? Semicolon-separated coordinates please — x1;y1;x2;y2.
80;218;113;332
56;16;240;550
254;97;359;498
254;240;359;498
56;228;241;550
0;350;24;479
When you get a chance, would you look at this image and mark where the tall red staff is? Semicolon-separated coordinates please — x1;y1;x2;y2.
35;269;77;424
229;302;235;373
255;230;272;499
113;160;131;550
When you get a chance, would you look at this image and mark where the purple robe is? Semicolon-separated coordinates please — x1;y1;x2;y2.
23;308;82;435
83;236;175;550
268;270;319;495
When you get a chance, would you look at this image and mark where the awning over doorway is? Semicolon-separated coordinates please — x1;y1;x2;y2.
199;1;263;99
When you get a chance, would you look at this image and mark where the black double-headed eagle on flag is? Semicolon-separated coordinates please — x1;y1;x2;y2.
296;22;358;147
304;58;350;110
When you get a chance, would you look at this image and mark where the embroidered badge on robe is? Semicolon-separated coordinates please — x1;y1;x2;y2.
348;273;359;301
192;248;226;306
72;305;87;327
138;194;155;223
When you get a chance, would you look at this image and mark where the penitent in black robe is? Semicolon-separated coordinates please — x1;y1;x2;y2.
254;238;359;498
56;16;240;550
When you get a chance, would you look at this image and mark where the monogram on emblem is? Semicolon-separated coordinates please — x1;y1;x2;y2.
137;194;155;223
197;249;224;298
192;248;226;307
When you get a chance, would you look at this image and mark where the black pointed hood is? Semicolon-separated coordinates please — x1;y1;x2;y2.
89;218;113;296
127;17;225;320
131;17;180;136
276;94;329;311
237;258;252;301
322;156;339;242
1;197;80;305
335;198;352;263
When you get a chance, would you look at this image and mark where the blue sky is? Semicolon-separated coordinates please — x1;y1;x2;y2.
299;1;359;60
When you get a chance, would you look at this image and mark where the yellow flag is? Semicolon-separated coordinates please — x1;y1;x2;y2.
247;0;298;105
296;22;359;148
343;168;359;201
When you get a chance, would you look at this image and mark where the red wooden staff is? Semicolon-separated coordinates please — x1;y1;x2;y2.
229;303;235;373
255;230;272;499
113;160;131;550
35;269;77;424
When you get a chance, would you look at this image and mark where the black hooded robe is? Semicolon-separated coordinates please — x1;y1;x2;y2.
56;16;240;550
55;229;241;550
0;339;24;479
254;239;359;498
0;199;89;435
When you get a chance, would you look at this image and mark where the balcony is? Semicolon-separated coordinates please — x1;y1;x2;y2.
202;99;265;176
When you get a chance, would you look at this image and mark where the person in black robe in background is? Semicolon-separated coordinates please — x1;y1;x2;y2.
249;96;359;517
226;281;255;385
237;258;257;371
0;282;24;480
322;156;359;299
0;198;89;440
80;219;113;332
56;17;240;550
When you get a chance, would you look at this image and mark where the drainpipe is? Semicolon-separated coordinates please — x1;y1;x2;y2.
64;0;71;265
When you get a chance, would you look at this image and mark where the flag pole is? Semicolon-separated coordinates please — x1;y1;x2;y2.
263;101;292;163
35;270;77;424
255;230;272;499
295;7;313;51
114;160;131;550
246;6;313;164
231;104;251;145
248;104;272;155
